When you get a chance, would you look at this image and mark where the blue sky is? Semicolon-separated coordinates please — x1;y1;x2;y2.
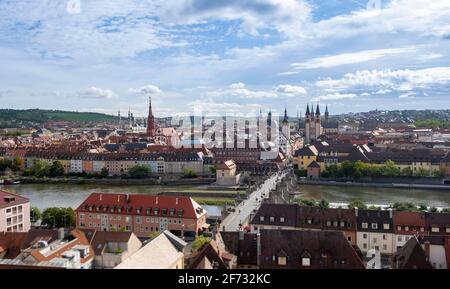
1;0;450;117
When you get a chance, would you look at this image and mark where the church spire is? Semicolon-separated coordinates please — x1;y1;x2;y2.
305;104;310;115
283;106;288;124
316;103;321;115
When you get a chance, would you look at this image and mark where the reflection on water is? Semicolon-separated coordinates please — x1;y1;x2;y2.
295;185;450;207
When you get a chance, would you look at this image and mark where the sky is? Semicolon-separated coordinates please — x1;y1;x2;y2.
1;0;450;117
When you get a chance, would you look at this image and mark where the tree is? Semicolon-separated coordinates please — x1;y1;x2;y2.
318;199;329;209
429;207;438;213
298;199;317;207
49;161;65;177
340;161;355;178
414;167;430;177
41;207;76;228
100;167;109;178
383;160;400;177
401;167;414;177
33;160;51;177
128;165;151;179
392;202;418;212
418;203;428;211
148;231;161;239
347;200;367;209
320;170;330;178
30;207;41;224
182;168;198;179
294;169;307;178
12;157;25;171
441;208;450;213
192;235;210;251
209;166;217;175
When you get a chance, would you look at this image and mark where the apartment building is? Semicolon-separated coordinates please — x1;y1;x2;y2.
356;209;395;255
75;193;208;238
0;190;30;233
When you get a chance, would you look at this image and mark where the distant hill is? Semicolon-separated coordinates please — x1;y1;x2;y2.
0;109;118;125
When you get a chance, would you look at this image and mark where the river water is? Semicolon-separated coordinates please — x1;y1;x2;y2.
0;184;223;217
2;183;449;211
295;184;450;207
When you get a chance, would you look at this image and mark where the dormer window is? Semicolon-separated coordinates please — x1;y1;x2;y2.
278;257;287;266
280;217;285;223
154;208;159;215
362;222;368;229
162;208;167;215
146;208;151;215
260;216;265;222
269;217;275;222
302;258;310;267
169;208;175;217
371;223;378;229
383;224;390;230
177;209;183;217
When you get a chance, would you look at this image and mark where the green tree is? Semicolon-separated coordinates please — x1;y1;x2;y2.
182;168;198;179
298;199;317;207
320;170;331;178
414;167;430;177
100;167;109;178
383;160;401;177
128;165;151;179
192;235;210;251
429;207;438;213
392;202;418;212
340;161;355;178
401;167;414;177
294;169;307;178
30;207;42;223
347;201;367;209
441;208;450;213
418;204;428;211
209;166;217;175
12;157;25;171
49;161;65;177
41;207;76;228
33;160;51;177
318;199;329;208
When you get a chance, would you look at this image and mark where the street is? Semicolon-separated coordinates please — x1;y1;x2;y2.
221;170;289;231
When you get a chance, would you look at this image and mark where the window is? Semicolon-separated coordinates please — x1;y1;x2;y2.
362;223;368;229
446;228;450;233
260;216;265;222
363;233;367;239
278;257;287;266
371;223;378;229
431;227;439;233
398;236;402;242
373;238;377;244
383;234;387;240
302;258;310;267
397;226;401;231
383;224;390;230
333;221;338;227
136;217;141;224
269;217;275;222
280;217;285;223
340;221;345;227
79;213;84;220
383;245;387;251
405;226;409;231
347;236;352;242
326;221;331;227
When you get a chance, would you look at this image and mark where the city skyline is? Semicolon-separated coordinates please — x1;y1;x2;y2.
1;0;450;117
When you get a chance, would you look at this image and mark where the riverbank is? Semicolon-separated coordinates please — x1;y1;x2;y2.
297;180;450;191
13;176;215;186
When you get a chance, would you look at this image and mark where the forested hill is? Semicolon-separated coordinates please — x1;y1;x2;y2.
0;109;118;124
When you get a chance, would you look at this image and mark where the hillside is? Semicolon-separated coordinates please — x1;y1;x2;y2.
0;109;118;127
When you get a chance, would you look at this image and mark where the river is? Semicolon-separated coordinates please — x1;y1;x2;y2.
0;184;223;217
295;184;450;207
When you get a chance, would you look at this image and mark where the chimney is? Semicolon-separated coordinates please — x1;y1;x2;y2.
58;228;65;240
156;196;159;205
389;208;393;219
239;230;244;241
117;195;120;203
176;197;179;205
126;194;130;203
256;233;261;268
354;207;358;217
424;241;430;262
99;194;102;201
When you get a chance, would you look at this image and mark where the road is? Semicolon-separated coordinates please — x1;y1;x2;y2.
221;170;289;231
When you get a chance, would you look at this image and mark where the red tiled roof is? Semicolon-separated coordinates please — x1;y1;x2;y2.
0;190;29;208
75;193;205;219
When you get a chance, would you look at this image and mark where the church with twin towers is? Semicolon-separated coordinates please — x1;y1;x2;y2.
303;104;330;145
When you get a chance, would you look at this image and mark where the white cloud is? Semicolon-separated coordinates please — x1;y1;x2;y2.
79;87;118;99
128;85;163;95
207;82;277;99
311;93;357;101
290;47;416;70
158;0;311;36
275;84;307;95
315;67;450;92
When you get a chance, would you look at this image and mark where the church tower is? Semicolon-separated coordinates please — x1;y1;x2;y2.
146;96;155;137
267;109;272;142
315;104;321;140
282;106;290;138
305;104;311;145
325;104;329;123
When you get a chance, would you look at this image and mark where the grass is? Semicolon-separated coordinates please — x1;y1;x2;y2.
193;197;235;206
